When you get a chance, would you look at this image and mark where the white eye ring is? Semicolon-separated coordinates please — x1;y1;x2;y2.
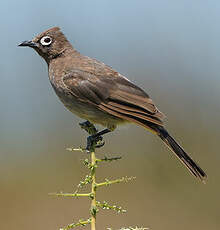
40;36;52;46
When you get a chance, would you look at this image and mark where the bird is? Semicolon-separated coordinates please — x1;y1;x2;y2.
19;27;206;182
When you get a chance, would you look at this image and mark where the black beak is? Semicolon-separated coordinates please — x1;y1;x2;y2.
18;40;38;48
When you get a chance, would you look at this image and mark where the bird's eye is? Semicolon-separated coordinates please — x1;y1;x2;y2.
40;36;52;46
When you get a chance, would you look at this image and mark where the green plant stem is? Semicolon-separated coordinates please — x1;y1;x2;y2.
91;150;97;230
61;218;91;230
96;176;136;187
51;121;141;229
49;192;92;197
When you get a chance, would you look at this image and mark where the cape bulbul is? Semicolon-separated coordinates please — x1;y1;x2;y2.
19;27;206;182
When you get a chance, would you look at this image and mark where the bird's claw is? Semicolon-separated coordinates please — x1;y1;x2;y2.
86;135;105;152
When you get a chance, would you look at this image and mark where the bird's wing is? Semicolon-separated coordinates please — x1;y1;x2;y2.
62;69;165;126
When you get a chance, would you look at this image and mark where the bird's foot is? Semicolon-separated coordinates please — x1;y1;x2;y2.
79;121;108;152
86;134;105;152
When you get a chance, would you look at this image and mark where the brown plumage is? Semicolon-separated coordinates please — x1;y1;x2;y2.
19;27;207;182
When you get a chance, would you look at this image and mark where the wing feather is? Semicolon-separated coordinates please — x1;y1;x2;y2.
62;69;165;127
99;102;163;126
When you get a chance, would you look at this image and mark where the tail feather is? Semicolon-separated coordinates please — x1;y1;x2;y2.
97;101;207;182
155;126;207;183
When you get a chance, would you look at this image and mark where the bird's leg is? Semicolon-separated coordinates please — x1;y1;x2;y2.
79;121;98;135
79;121;111;152
86;129;111;152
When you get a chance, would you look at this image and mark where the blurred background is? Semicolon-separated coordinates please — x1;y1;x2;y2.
0;0;219;229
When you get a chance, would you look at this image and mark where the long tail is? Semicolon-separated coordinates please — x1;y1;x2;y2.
97;99;207;182
153;125;207;183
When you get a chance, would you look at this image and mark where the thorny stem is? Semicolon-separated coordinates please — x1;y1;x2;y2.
95;176;136;188
80;121;98;230
90;150;97;230
49;192;92;197
60;218;91;230
96;156;122;162
54;121;137;230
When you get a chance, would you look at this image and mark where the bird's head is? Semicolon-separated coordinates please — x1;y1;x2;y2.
18;27;72;63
